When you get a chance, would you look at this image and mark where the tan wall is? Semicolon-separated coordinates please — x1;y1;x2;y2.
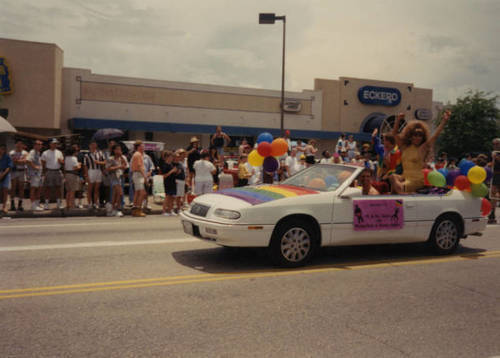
81;81;313;115
0;38;63;130
314;78;341;132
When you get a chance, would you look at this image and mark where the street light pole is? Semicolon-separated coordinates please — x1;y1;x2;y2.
259;13;286;137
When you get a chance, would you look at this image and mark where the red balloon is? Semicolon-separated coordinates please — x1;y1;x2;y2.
481;198;492;217
257;142;272;157
422;169;431;186
454;175;471;191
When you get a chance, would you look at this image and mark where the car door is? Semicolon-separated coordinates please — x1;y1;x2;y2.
329;193;418;246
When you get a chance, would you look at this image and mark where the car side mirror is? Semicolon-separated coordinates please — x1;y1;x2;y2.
340;187;362;199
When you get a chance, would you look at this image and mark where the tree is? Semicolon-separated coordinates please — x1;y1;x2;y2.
436;90;499;159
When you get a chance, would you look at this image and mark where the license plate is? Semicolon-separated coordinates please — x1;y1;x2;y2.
182;220;193;235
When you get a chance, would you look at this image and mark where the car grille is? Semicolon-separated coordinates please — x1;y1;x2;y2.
190;203;210;217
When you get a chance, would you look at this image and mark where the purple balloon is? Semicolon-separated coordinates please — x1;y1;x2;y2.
485;167;493;182
263;156;279;172
446;169;460;187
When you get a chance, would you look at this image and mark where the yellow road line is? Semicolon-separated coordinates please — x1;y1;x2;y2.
1;250;499;300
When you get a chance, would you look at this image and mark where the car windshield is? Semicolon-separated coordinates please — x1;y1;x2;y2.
282;164;357;191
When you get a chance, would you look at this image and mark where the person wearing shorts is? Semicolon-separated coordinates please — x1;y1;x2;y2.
41;139;64;210
84;141;105;209
159;150;177;216
489;138;500;223
174;149;186;213
193;151;216;195
27;140;43;211
64;147;81;209
130;141;147;217
0;144;13;214
9;140;28;211
105;144;127;217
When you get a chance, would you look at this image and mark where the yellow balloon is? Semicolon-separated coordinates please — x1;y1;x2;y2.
248;149;264;167
467;166;486;184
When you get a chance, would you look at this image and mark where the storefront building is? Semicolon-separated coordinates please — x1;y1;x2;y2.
1;37;436;151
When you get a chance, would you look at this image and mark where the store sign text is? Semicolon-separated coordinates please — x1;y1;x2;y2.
358;86;401;106
0;57;13;95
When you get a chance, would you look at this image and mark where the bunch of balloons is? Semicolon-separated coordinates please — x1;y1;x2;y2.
423;159;491;198
248;132;289;172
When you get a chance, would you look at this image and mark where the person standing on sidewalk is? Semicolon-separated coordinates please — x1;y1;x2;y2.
106;144;127;217
84;141;105;209
0;144;13;215
186;137;201;191
27;140;44;211
64;146;81;209
159;150;177;216
72;144;85;209
488;138;500;224
174;149;187;213
9;140;28;211
41;138;64;210
193;151;216;195
130;141;147;217
142;151;155;211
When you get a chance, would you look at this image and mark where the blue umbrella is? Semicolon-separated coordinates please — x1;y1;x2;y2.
92;128;124;141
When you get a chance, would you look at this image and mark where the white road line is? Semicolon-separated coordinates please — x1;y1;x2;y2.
0;238;199;252
0;221;169;229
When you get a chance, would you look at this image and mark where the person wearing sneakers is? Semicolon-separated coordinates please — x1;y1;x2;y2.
130;140;147;217
105;144;127;217
41;138;65;210
84;141;105;209
9;140;28;211
27;140;44;211
159;150;177;216
64;146;81;209
0;144;13;215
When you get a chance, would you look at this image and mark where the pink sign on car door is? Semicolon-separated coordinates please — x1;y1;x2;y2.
353;199;404;231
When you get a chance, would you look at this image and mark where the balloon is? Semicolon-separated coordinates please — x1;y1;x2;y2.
263;156;278;172
467;166;487;184
248;150;264;167
256;132;273;144
270;138;288;157
422;169;431;186
481;198;492;217
485;167;493;182
324;175;338;187
459;160;475;176
437;168;448;179
446;169;460;187
454;175;471;191
257;142;272;157
471;183;489;197
308;177;326;190
428;170;446;187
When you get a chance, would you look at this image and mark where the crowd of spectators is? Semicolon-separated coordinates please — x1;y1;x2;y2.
0;120;498;221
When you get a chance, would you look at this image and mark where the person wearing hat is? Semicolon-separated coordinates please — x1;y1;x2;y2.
41;138;64;210
186;136;201;190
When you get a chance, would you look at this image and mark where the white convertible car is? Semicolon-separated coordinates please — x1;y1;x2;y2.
180;164;487;267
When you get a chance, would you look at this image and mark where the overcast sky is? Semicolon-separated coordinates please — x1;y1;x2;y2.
1;0;499;103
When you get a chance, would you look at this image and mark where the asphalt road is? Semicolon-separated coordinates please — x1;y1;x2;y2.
0;216;499;358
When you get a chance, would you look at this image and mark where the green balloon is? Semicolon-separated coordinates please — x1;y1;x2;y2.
427;170;446;187
471;183;488;197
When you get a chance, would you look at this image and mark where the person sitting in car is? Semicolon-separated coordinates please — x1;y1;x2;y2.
358;168;379;196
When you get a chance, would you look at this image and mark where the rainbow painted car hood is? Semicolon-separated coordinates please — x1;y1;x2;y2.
215;184;319;206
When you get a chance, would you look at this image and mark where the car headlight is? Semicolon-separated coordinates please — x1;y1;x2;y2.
214;208;241;220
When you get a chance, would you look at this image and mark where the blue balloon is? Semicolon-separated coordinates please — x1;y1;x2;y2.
459;160;475;176
325;175;338;187
437;168;448;178
257;132;273;144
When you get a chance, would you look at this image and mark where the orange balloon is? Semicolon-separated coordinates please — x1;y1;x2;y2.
308;177;326;189
271;138;289;157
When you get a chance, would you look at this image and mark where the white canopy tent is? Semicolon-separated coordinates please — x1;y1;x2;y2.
0;115;16;133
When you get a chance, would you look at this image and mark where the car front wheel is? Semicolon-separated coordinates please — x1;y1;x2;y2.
270;219;317;267
429;215;461;255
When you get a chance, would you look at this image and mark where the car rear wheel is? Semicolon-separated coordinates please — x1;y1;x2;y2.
429;216;460;255
270;219;317;267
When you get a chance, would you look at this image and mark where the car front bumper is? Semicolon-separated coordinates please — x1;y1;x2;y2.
179;211;274;247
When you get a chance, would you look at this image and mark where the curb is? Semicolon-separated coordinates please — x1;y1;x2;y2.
1;208;164;219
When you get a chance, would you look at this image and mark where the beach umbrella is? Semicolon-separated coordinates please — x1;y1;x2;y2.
92;128;124;141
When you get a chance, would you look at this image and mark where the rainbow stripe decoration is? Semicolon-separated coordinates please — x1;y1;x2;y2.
216;184;319;205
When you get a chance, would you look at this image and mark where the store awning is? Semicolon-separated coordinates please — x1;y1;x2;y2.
70;117;372;141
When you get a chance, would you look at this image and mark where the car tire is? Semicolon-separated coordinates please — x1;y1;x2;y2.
269;219;318;267
428;215;461;255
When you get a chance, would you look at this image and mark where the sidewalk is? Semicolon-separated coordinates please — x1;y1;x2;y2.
0;196;166;219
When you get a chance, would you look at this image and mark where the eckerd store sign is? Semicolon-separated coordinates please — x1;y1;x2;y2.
358;86;401;106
